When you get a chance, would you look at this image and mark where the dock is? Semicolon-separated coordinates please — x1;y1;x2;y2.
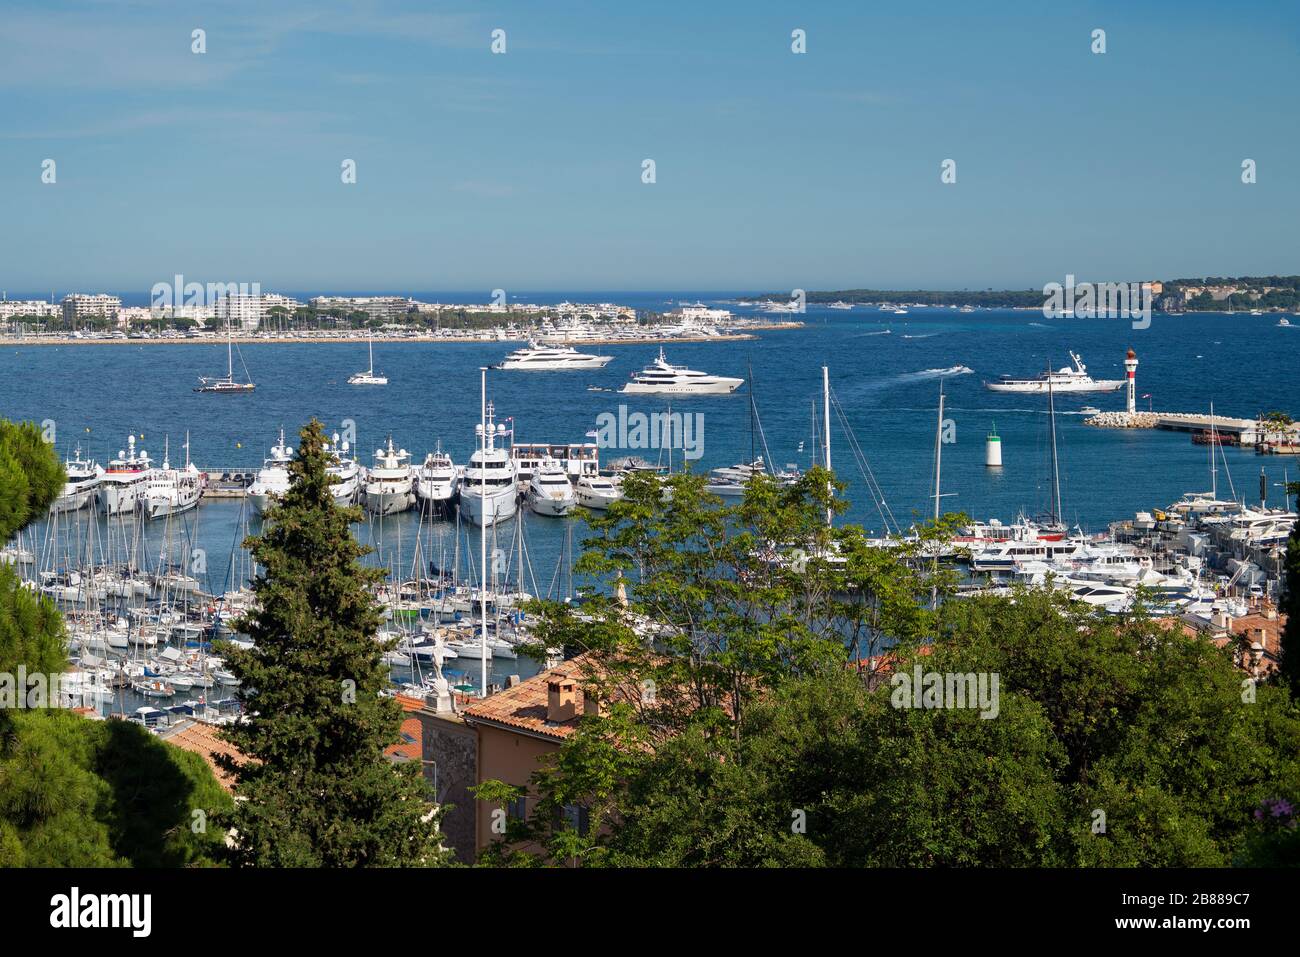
1085;411;1268;446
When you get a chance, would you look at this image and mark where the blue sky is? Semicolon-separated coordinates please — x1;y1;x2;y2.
2;0;1298;293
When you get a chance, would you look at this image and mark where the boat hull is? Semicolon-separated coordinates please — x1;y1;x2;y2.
460;486;518;526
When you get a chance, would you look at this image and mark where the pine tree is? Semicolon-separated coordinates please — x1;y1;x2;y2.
219;419;445;866
1278;482;1300;699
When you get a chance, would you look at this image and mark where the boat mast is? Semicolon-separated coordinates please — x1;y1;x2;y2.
1209;401;1218;500
933;380;945;522
479;366;488;697
822;366;832;526
1048;362;1061;525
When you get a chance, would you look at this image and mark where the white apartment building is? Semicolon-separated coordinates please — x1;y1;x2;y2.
61;293;122;326
0;299;61;320
309;296;413;320
212;292;301;330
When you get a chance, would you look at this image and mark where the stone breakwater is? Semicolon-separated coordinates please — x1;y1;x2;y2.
1085;411;1159;428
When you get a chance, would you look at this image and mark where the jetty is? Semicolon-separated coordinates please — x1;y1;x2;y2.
1085;411;1265;445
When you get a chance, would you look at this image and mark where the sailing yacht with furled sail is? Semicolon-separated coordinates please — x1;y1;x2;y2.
196;323;255;393
348;333;388;385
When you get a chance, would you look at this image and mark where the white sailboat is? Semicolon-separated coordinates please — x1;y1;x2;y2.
196;323;255;393
348;333;388;385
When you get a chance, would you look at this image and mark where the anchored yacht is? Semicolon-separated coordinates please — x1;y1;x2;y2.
492;342;613;370
348;333;388;385
985;351;1124;394
52;446;104;513
363;437;416;515
460;403;519;527
527;458;577;516
620;348;744;395
248;429;295;514
415;444;459;517
99;435;154;516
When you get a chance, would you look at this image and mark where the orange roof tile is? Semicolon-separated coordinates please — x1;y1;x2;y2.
159;718;245;792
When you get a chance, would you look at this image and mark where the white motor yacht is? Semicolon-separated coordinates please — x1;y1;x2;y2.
492;341;613;370
527;458;577;516
363;437;416;515
52;445;104;513
620;348;744;395
143;439;202;519
459;403;519;526
248;428;295;514
985;351;1125;394
575;473;624;510
415;443;459;516
99;435;154;516
323;433;362;505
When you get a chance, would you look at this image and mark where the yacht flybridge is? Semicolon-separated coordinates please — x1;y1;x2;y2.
348;334;388;385
363;436;415;515
460;402;519;527
985;351;1124;394
492;341;613;371
197;326;255;393
52;445;104;513
619;348;744;395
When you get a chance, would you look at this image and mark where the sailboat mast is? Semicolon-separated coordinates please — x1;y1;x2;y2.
1048;363;1061;524
822;366;832;526
1210;401;1218;499
933;381;945;522
479;366;488;697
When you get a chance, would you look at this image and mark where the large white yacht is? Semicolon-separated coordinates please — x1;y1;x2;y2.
619;348;744;395
52;446;104;513
248;428;295;514
415;444;459;517
492;342;613;371
363;437;416;515
527;458;577;516
323;433;362;505
143;440;202;520
99;435;154;516
460;403;519;527
985;351;1124;394
704;457;802;497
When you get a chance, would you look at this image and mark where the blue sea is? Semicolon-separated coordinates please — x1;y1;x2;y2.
2;294;1297;692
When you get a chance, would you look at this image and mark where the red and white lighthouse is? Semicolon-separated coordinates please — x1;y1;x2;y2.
1124;348;1138;415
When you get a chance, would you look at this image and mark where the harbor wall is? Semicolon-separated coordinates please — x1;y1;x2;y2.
416;707;478;864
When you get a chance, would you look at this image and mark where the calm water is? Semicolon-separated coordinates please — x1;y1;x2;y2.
3;296;1298;681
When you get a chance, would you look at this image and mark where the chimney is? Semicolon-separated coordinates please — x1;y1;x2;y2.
547;675;578;723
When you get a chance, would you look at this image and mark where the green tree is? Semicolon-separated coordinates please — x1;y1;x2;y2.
1279;481;1300;699
218;419;446;867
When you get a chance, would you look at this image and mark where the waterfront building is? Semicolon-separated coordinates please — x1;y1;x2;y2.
309;295;413;320
61;293;122;326
0;298;60;320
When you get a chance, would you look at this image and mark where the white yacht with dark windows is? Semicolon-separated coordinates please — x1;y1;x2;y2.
248;428;295;515
415;443;459;517
575;473;624;510
143;438;202;520
52;446;104;513
460;403;519;526
492;341;613;371
363;436;416;515
985;351;1124;394
620;348;744;395
323;433;362;505
527;458;577;516
99;435;154;516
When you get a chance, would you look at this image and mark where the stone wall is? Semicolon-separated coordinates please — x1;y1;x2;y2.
416;707;478;864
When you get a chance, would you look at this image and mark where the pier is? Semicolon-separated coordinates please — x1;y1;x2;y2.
1085;411;1266;446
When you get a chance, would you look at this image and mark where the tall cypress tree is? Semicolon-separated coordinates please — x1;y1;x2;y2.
219;419;445;866
1278;482;1300;699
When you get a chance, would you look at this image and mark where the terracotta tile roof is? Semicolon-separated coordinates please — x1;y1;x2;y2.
462;656;595;741
159;718;245;793
386;694;424;762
